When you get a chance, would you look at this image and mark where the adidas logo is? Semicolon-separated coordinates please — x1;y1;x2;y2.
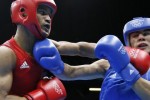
130;69;134;75
20;61;30;69
110;73;117;78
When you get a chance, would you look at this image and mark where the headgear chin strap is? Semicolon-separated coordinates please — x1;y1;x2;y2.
11;0;57;39
123;17;150;46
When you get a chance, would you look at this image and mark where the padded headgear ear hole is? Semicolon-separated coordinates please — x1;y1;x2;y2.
20;7;27;18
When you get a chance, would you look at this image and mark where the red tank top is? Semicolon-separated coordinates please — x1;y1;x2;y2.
2;37;44;96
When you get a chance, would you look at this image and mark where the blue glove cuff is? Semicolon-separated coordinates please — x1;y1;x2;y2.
119;63;140;86
51;61;64;75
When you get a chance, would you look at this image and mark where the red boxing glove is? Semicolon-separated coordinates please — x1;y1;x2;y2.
24;77;67;100
125;46;150;75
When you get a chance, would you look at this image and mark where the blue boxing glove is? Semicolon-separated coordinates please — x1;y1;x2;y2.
95;35;140;86
33;38;64;74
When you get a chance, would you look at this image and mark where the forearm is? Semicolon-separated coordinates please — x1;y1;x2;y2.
132;78;150;100
55;64;101;81
55;60;109;81
5;95;27;100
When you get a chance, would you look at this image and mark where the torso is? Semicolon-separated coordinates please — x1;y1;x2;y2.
2;37;44;96
100;67;150;100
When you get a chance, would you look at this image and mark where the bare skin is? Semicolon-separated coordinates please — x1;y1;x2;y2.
51;40;96;58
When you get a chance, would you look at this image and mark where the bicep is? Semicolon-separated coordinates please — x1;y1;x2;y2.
52;40;96;58
0;47;15;98
0;71;13;98
0;75;26;100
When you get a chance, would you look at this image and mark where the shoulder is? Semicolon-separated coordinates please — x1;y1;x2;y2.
0;46;15;56
0;46;16;70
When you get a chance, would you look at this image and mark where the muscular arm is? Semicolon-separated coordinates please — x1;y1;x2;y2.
51;40;96;58
55;59;110;81
0;46;27;100
132;78;150;100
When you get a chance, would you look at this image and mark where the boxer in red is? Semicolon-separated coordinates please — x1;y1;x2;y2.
0;0;110;99
0;0;67;99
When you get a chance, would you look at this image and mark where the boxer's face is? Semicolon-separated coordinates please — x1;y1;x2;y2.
129;29;150;54
37;4;52;38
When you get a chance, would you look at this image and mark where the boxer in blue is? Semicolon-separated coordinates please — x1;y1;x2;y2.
95;17;150;100
33;17;150;100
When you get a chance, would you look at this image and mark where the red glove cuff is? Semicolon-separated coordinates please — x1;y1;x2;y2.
24;77;66;100
24;89;47;100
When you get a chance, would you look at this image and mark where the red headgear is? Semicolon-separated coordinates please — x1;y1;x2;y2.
11;0;57;39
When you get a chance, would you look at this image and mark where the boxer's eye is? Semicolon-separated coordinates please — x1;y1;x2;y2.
130;33;139;38
143;31;150;36
38;10;47;15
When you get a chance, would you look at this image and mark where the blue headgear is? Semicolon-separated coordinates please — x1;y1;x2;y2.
123;17;150;46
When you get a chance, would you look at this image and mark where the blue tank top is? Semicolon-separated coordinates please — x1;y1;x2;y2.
100;67;150;100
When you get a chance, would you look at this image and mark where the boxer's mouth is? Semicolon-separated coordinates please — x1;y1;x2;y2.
137;43;148;50
43;24;50;32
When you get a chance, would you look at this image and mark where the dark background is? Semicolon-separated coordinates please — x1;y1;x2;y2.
0;0;150;100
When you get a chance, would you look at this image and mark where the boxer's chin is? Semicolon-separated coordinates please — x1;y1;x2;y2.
41;29;50;38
